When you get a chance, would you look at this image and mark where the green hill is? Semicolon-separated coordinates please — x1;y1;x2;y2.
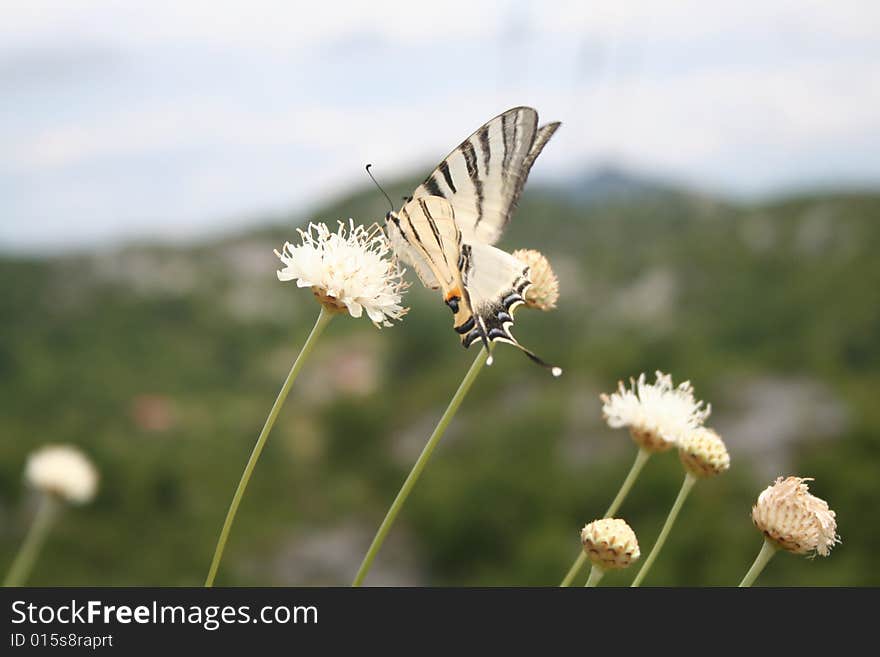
1;179;878;585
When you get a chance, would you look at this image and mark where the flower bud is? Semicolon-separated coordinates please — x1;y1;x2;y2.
580;518;640;570
678;428;730;478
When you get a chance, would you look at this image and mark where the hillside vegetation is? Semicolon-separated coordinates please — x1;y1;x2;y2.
1;177;877;585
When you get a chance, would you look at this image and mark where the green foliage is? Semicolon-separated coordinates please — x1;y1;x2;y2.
1;184;877;585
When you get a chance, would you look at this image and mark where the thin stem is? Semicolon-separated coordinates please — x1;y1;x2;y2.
560;448;651;586
738;538;779;587
584;565;605;587
204;307;334;587
561;552;589;588
353;347;490;586
605;448;652;518
631;472;697;587
4;494;58;587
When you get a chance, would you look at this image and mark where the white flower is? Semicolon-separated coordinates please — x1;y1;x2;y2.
600;371;711;452
752;476;840;557
275;220;408;327
25;445;99;505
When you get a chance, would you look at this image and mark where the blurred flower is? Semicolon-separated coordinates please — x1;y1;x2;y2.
580;518;640;570
25;445;98;505
275;220;408;327
752;476;839;557
601;371;711;452
678;427;730;478
513;249;559;311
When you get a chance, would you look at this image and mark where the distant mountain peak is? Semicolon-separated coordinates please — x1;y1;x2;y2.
557;163;687;205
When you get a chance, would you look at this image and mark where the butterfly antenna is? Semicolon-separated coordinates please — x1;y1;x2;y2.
365;164;394;213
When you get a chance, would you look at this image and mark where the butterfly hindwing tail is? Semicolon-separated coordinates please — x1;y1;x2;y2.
460;242;561;376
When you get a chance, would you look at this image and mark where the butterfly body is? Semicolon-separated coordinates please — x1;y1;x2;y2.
385;107;561;375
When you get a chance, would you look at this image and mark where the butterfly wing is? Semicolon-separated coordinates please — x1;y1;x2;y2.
460;242;561;375
413;106;560;245
385;196;476;335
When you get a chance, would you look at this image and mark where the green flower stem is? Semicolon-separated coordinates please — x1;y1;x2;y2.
4;494;58;587
738;538;779;587
204;307;334;587
353;347;490;586
631;472;697;587
584;565;605;587
560;448;652;587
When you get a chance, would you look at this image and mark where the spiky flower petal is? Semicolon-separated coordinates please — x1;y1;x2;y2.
275;220;408;327
600;371;711;452
25;445;99;505
513;249;559;311
752;476;840;557
580;518;641;570
678;427;730;478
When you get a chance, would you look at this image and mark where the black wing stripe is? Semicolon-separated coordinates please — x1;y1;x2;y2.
460;139;484;226
423;176;444;198
505;110;519;174
501;111;512;172
401;207;432;266
477;124;491;175
458;244;472;286
438;160;457;194
418;198;447;265
389;215;409;244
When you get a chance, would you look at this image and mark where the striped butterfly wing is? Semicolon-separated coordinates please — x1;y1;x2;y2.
385;196;476;335
413;106;560;245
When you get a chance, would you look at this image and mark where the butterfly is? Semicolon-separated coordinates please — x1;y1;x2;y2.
384;106;562;376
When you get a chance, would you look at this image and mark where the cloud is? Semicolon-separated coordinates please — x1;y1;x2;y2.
1;0;879;250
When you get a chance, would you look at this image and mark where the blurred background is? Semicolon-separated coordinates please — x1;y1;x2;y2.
1;0;878;586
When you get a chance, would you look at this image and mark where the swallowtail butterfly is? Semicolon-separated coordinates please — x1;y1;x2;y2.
385;107;561;376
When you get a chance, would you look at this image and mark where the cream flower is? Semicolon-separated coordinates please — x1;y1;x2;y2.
600;371;711;452
512;249;559;311
752;476;840;557
678;427;730;478
275;220;408;327
25;445;99;505
580;518;641;570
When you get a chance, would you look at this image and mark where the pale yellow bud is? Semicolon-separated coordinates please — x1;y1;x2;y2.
752;476;840;557
580;518;641;570
513;249;559;311
678;428;730;478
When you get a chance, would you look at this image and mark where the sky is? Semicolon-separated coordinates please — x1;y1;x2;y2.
2;0;879;252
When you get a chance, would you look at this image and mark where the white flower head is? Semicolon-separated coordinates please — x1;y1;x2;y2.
752;476;840;557
25;444;99;505
600;371;711;452
275;220;409;327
